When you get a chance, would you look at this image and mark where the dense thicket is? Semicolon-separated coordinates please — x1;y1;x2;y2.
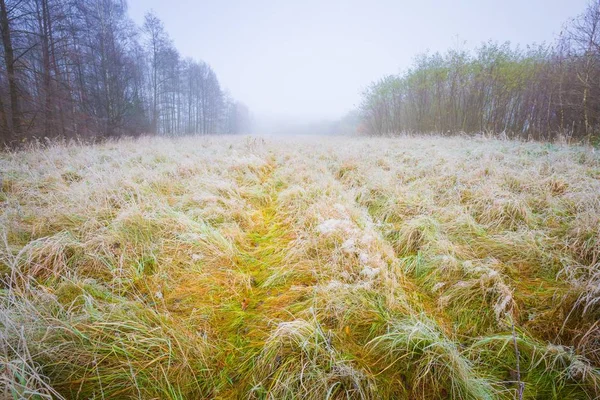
360;1;600;142
0;0;249;146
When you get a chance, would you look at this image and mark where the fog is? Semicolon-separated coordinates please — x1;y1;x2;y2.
128;0;584;132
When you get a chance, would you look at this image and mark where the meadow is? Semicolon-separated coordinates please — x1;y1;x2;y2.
1;135;600;399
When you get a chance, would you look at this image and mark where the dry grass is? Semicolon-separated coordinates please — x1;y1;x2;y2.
1;134;599;399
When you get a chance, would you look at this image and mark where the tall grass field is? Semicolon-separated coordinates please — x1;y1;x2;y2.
1;135;600;399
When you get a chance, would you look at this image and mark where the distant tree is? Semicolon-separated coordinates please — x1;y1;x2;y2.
360;0;600;142
0;0;240;147
223;95;251;134
142;11;168;134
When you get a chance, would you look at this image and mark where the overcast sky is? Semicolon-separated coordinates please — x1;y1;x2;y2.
127;0;586;123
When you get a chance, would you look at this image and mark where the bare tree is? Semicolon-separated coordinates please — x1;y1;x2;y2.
0;0;21;144
360;1;600;142
0;0;240;146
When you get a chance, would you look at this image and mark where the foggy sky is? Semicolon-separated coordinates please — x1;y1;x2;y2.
127;0;585;123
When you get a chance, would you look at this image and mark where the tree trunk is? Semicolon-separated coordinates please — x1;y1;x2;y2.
0;0;20;144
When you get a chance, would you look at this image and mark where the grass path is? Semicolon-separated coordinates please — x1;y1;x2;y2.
167;154;313;397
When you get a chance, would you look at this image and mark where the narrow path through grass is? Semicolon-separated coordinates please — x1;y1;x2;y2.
169;154;312;397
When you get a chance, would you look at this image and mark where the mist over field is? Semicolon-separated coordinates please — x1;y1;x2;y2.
2;1;600;399
126;0;586;126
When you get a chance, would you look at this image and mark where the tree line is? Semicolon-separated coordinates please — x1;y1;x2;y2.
0;0;250;147
360;1;600;142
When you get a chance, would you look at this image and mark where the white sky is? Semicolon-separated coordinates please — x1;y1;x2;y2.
127;0;586;123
